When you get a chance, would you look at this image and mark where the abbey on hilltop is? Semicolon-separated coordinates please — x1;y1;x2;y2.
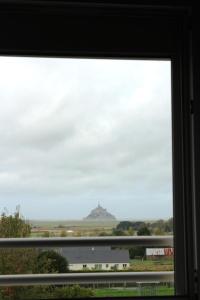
84;203;116;220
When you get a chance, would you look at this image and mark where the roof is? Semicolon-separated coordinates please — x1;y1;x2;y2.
60;246;129;264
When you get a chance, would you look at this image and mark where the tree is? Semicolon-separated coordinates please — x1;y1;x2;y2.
0;211;31;238
128;227;135;236
0;210;38;300
131;221;146;231
37;250;69;273
116;221;146;231
137;226;151;236
129;246;145;259
129;226;151;260
116;221;133;231
165;218;173;233
0;211;37;275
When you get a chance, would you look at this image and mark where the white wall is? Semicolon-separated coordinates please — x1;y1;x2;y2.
69;263;129;271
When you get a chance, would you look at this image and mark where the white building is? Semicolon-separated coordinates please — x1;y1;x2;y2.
60;246;130;271
146;248;174;259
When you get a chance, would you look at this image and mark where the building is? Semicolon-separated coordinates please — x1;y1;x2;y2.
146;248;174;260
60;246;129;271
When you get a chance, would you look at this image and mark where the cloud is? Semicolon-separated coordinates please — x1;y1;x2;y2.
0;57;172;219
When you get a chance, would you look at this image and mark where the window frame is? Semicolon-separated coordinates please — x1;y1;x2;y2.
0;1;194;299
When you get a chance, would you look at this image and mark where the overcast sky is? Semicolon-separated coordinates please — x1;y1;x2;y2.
0;57;172;220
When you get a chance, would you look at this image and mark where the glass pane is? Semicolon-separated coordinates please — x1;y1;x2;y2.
0;57;173;298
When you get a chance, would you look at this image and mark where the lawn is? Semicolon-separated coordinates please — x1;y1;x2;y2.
30;219;118;237
129;259;174;272
93;286;174;297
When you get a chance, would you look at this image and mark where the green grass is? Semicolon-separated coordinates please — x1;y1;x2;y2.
93;286;174;297
129;259;174;272
30;219;119;237
94;288;139;297
30;220;119;229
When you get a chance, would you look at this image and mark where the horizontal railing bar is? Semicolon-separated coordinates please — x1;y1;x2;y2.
0;236;173;248
0;272;174;286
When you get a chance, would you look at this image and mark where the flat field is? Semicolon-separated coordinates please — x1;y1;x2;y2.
129;259;174;272
93;286;174;297
30;219;119;237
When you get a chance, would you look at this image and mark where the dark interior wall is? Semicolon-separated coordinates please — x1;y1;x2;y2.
192;4;200;299
0;0;190;57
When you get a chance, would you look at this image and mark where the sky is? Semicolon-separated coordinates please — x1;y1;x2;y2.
0;57;172;220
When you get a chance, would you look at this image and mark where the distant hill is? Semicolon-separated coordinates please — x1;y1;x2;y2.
84;204;116;220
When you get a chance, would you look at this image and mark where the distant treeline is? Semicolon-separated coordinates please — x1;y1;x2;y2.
111;218;173;236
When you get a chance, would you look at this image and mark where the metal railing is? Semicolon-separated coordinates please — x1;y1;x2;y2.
0;236;174;286
0;236;173;248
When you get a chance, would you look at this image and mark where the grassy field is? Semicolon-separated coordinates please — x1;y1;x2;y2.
129;259;174;272
93;286;174;297
30;219;119;228
30;219;119;237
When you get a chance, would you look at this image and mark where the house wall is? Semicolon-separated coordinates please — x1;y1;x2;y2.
69;262;130;271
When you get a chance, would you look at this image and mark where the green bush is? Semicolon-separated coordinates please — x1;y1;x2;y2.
53;285;94;298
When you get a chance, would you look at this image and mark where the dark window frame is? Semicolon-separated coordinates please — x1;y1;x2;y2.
0;1;195;300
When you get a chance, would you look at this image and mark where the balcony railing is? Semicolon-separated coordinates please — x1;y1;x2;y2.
0;236;174;286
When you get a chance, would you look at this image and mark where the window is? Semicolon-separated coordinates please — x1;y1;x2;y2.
0;57;173;294
94;264;102;270
0;2;196;300
114;264;119;268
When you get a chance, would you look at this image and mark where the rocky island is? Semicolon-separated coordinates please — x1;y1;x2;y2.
84;203;116;220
